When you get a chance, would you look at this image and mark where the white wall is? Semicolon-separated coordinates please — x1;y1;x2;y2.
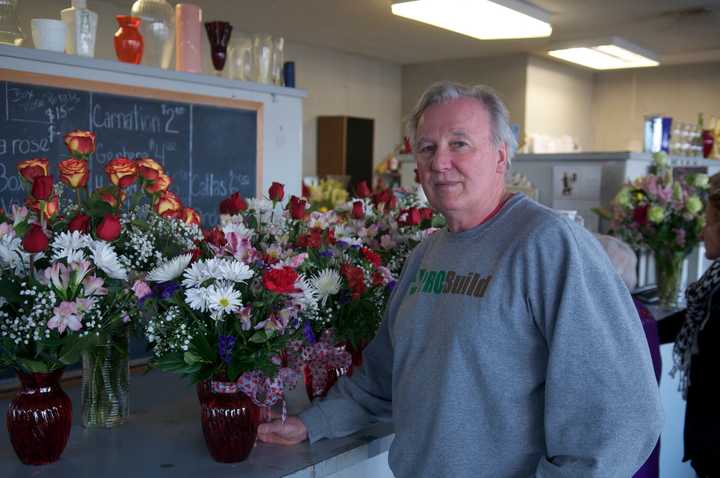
401;55;528;140
525;56;594;152
592;62;720;152
285;43;402;177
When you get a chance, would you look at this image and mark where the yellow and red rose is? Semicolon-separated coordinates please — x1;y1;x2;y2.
64;130;96;157
182;207;201;226
137;158;164;181
105;157;138;188
58;158;90;188
17;158;49;183
144;172;171;194
154;191;183;217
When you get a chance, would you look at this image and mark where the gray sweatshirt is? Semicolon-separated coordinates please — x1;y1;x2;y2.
300;194;663;477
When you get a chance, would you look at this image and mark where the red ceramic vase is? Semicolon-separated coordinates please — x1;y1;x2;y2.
6;369;72;465
114;16;143;64
199;380;261;463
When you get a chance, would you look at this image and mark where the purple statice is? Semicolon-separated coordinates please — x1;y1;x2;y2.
156;281;181;300
303;320;317;344
218;335;237;365
319;250;334;258
386;280;397;291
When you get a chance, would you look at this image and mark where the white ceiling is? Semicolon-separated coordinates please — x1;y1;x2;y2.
115;0;720;66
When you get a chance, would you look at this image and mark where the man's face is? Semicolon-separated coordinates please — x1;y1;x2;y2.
415;97;508;229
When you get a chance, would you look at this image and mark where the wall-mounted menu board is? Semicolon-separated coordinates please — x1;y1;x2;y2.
0;69;263;226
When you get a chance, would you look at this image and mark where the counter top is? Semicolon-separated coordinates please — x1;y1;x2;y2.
0;370;394;477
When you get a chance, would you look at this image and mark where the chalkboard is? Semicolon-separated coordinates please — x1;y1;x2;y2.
0;75;259;227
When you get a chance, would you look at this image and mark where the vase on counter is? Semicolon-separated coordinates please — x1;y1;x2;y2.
0;0;23;46
654;249;686;309
114;15;143;64
131;0;174;69
61;0;97;57
175;3;202;73
199;379;261;463
6;369;72;465
80;328;130;428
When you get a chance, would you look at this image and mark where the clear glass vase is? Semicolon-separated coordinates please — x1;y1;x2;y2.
131;0;175;69
0;0;24;46
654;250;685;309
81;328;130;428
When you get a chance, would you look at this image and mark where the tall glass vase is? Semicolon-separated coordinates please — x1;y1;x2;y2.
81;328;129;428
654;250;685;309
131;0;175;69
0;0;24;46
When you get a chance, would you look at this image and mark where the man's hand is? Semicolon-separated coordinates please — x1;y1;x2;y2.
257;416;308;445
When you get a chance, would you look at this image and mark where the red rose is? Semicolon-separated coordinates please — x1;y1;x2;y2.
96;214;121;241
372;271;385;286
361;247;382;267
341;263;366;300
144;173;172;194
355;181;371;199
633;205;649;227
351;200;364;219
154;191;183;217
289;195;306;220
68;213;91;233
203;228;227;248
372;189;393;207
302;182;311;198
262;267;299;294
308;229;323;249
325;228;336;245
388;194;398;210
64;130;96;157
419;207;433;221
27;195;59;220
268;182;285;202
406;207;421;226
31;175;54;201
219;192;248;215
17;158;49;183
22;224;49;253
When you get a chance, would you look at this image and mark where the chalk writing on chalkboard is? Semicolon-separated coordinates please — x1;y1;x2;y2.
0;80;258;226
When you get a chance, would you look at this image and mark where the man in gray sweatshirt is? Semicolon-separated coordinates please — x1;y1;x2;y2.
258;81;663;477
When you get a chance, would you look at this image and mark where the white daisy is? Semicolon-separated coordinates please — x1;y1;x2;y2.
218;259;254;283
89;241;128;281
146;254;193;282
310;269;342;306
185;287;209;312
207;283;243;319
182;260;211;288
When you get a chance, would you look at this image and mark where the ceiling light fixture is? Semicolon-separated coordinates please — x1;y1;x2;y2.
391;0;552;40
548;37;660;70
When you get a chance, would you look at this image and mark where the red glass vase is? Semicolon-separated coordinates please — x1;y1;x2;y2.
199;380;260;463
304;363;340;401
6;369;72;465
114;15;143;64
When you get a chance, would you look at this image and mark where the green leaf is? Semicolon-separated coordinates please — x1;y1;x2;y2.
58;340;84;365
184;351;205;365
249;331;268;343
17;357;50;373
0;278;22;303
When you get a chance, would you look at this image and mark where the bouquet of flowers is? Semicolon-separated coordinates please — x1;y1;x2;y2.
142;182;322;412
305;177;349;212
601;152;709;306
1;130;203;427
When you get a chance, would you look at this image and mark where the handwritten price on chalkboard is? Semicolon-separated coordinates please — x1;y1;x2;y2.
161;104;186;135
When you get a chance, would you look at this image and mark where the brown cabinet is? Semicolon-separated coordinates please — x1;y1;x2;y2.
317;116;374;189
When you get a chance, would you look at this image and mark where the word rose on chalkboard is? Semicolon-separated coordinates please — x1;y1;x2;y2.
0;80;258;226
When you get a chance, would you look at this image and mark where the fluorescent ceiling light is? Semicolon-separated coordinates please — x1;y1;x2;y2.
548;38;659;70
391;0;552;40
